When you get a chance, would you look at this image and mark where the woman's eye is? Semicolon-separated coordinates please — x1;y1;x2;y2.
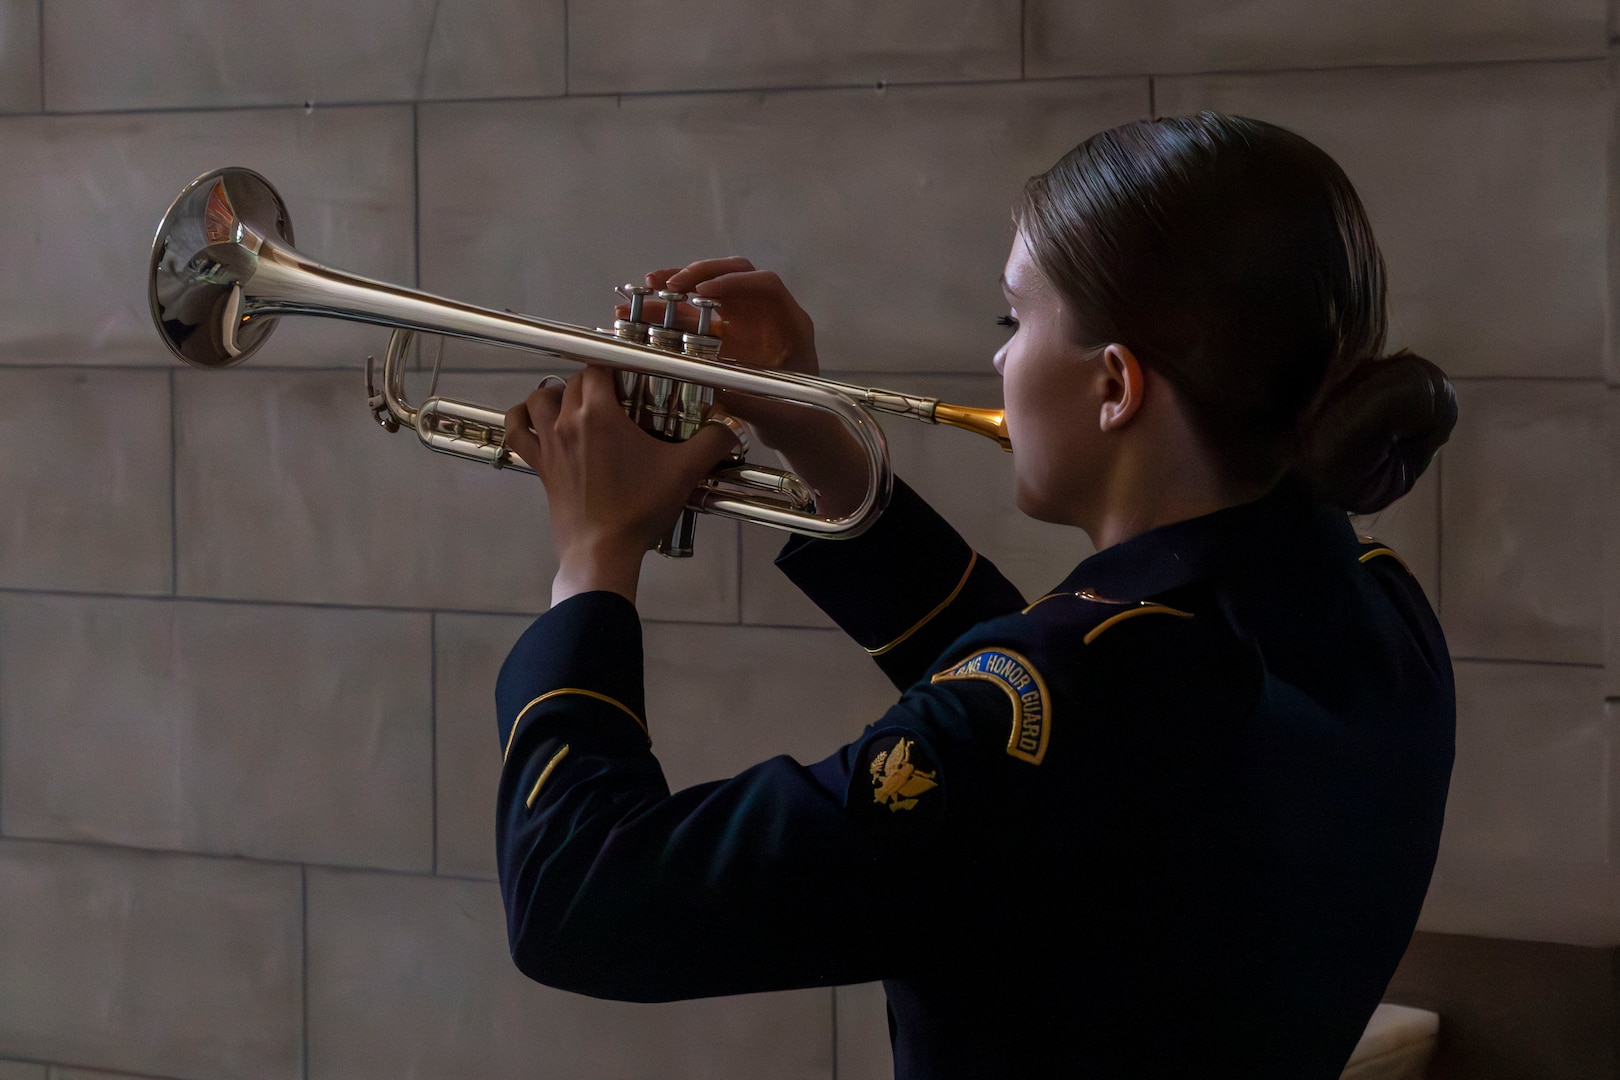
996;315;1019;331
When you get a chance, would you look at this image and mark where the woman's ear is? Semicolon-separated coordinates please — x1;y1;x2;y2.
1097;344;1146;432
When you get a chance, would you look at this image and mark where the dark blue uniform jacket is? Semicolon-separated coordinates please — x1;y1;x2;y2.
495;480;1454;1079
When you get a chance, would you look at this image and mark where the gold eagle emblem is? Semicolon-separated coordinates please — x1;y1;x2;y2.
869;737;938;812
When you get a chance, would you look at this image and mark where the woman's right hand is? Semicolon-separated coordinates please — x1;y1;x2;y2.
630;257;869;518
649;257;820;380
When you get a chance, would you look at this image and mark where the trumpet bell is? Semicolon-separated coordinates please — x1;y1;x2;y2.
150;167;291;368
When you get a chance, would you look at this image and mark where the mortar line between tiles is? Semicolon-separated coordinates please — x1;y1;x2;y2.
41;1059;184;1080
563;0;571;96
7;363;1598;385
301;864;310;1080
0;603;5;839
1148;74;1156;117
0;584;837;629
415;0;442;101
169;368;179;596
1434;451;1444;616
1018;0;1026;80
412;102;422;290
430;613;439;874
1452;656;1605;670
0;831;503;883
1020;52;1609;84
35;0;44;110
830;985;839;1080
25;53;1606;120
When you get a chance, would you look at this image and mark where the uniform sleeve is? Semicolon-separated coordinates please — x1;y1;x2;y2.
494;590;1015;1002
775;478;1027;689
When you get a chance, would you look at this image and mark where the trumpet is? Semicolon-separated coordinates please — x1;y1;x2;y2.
149;167;1009;557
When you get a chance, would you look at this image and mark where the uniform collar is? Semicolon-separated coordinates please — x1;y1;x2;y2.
1055;485;1356;601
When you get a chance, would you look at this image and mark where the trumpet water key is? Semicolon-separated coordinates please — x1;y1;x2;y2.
149;167;1010;557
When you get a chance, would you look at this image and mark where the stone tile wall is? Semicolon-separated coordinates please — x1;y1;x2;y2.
0;2;1612;1077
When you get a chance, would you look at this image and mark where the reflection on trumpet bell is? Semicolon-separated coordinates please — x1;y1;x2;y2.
149;166;1007;559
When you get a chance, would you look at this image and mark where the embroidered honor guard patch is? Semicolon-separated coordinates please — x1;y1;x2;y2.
931;649;1050;764
867;734;939;813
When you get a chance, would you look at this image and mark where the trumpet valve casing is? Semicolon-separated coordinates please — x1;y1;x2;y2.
680;333;722;361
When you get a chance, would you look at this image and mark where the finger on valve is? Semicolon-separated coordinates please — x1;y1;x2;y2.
663;256;756;293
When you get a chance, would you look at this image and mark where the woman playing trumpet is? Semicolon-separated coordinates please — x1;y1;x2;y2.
495;112;1456;1078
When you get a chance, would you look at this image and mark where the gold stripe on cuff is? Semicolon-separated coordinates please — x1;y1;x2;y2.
867;551;979;658
504;688;648;761
525;745;571;809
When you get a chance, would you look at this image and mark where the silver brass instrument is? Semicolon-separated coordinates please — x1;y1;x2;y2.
149;167;1010;557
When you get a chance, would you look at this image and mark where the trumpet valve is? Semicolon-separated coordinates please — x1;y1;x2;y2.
613;284;652;344
674;382;715;440
647;289;686;352
682;296;722;361
616;370;647;422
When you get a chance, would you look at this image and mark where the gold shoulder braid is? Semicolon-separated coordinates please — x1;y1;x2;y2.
1357;536;1413;574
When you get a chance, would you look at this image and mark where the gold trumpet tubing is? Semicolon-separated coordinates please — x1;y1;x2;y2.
808;384;1011;451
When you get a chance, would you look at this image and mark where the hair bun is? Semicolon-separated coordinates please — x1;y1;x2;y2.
1294;350;1458;514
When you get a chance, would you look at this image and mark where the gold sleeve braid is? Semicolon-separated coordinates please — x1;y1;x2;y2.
866;552;980;657
504;688;648;761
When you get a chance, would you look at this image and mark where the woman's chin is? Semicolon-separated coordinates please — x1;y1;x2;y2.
1013;484;1060;525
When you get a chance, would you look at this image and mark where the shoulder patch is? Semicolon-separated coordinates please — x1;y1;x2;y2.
931;648;1050;765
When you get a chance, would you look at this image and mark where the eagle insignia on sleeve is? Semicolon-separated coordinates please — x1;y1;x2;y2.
869;736;938;812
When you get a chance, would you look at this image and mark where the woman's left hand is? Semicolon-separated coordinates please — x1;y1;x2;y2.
504;366;740;607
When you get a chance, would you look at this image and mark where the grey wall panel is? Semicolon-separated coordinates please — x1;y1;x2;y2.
1157;62;1608;380
741;517;837;629
433;612;531;878
641;620;897;792
1417;663;1620;945
0;0;39;112
306;867;833;1079
569;0;1019;94
0;106;413;368
1441;380;1604;664
1028;0;1606;77
836;982;894;1080
0;840;301;1079
0;594;434;870
43;0;564;111
0;1063;44;1080
418;79;1150;375
1609;389;1620;696
174;369;740;619
0;368;170;595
